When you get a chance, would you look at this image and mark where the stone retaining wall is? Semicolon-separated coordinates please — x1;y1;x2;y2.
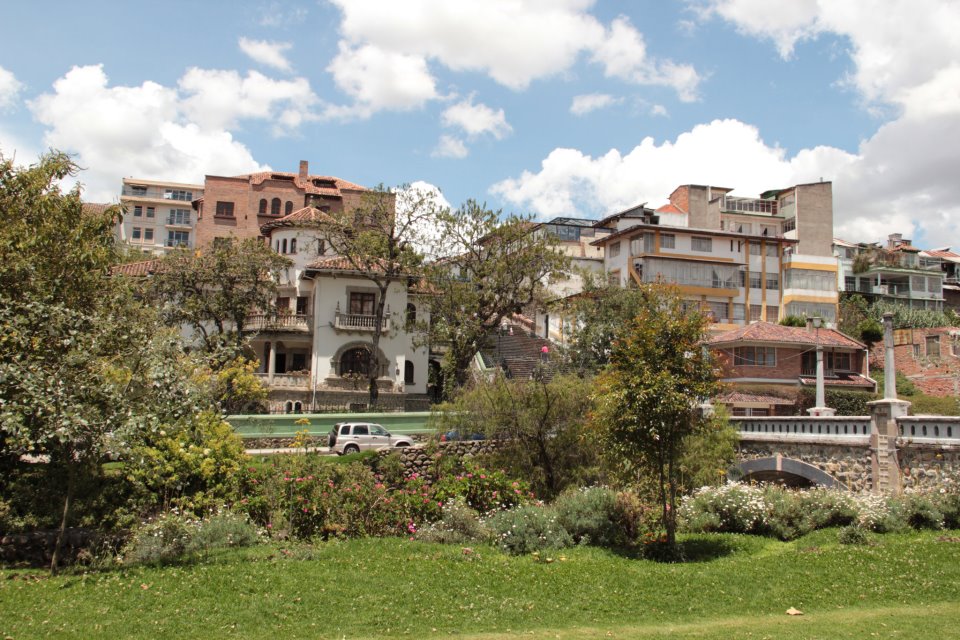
736;442;874;492
898;445;960;490
375;440;498;481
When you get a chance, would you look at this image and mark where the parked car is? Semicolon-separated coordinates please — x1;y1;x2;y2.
440;430;485;442
327;422;415;455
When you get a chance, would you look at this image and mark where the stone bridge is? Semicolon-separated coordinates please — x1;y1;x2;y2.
731;414;960;493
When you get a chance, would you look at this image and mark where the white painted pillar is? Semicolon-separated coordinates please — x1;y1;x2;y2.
268;341;276;384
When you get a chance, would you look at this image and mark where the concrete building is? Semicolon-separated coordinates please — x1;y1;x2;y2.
835;234;945;311
117;178;203;254
192;160;368;248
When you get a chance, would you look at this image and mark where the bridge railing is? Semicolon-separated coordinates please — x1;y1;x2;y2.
733;416;871;438
897;416;960;442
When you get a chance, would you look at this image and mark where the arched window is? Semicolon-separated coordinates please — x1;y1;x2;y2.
404;361;415;384
281;238;288;254
284;401;294;414
259;198;268;214
293;401;302;413
285;201;293;215
290;238;297;254
406;303;417;325
271;198;281;216
340;347;371;376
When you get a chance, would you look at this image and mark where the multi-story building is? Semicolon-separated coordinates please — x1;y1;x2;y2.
192;160;368;248
923;247;960;310
835;234;945;311
117;178;203;254
589;181;840;329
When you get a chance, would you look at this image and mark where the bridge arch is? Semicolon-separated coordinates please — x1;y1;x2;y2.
731;455;848;490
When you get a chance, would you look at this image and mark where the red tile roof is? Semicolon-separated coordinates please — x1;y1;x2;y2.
708;322;864;349
715;391;795;405
111;259;163;277
656;203;685;214
799;373;875;388
925;248;960;264
305;255;400;276
260;206;334;235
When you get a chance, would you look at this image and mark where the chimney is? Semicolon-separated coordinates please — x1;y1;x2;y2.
805;317;815;332
887;233;902;249
299;160;309;180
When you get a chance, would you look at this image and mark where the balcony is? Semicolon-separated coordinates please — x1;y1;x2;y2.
334;312;390;332
255;372;311;389
246;313;313;333
720;196;778;215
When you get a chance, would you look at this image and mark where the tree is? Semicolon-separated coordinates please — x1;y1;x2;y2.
590;285;719;551
0;152;204;571
314;185;437;408
150;239;291;356
425;202;570;396
434;373;600;498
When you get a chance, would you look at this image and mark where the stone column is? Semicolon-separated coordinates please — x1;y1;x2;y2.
267;341;276;384
883;312;897;400
867;312;910;494
808;328;835;416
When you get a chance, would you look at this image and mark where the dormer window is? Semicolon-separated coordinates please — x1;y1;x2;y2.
313;179;337;189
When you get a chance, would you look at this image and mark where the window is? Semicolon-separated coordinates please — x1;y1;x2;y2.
766;306;779;322
660;233;675;249
692;237;712;252
349;292;376;315
353;424;369;436
132;227;142;240
607;270;620;286
784;269;836;292
281;239;288;254
913;343;921;357
405;361;415;385
629;236;643;256
276;296;290;314
705;301;727;322
845;276;857;291
749;273;762;289
285;201;293;215
289;238;297;254
734;346;776;367
784;301;837;324
167;230;189;247
609;241;621;257
732;303;746;321
371;425;387;436
761;224;779;236
296;296;309;315
406;303;417;325
340;347;371;375
802;351;854;375
164;189;193;201
316;239;326;255
291;353;307;372
750;242;761;256
737;222;752;234
130;185;147;196
271;198;281;216
783;217;797;233
144;228;154;242
133;205;143;217
545;224;581;241
215;201;235;217
927;335;941;358
168;208;190;225
750;305;763;321
929;277;941;293
766;243;778;257
766;273;779;291
146;207;155;218
259;199;267;214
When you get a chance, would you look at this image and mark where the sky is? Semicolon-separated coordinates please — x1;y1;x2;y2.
1;0;959;250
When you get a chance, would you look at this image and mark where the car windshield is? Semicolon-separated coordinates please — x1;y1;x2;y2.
371;425;387;436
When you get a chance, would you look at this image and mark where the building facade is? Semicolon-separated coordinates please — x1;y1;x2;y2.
117;178;203;254
835;234;945;310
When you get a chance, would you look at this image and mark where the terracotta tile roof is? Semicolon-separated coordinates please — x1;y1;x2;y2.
111;259;163;277
708;321;864;349
715;391;795;405
260;206;334;235
924;248;960;264
304;255;400;276
799;373;876;388
237;171;367;196
82;202;114;216
656;203;685;214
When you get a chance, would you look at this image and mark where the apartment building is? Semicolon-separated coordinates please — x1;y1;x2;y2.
192;161;368;248
590;181;840;329
835;234;946;311
117;178;203;254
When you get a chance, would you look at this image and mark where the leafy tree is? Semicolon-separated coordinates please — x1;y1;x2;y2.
425;201;570;395
434;373;600;498
590;285;719;551
199;356;268;414
677;406;739;491
0;152;204;570
316;185;437;408
150;239;291;355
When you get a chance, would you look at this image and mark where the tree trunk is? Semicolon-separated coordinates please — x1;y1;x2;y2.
368;284;389;410
50;462;76;575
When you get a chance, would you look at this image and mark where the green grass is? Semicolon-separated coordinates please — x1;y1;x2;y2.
3;530;960;639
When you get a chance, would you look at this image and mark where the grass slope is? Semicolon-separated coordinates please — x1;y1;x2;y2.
2;530;959;639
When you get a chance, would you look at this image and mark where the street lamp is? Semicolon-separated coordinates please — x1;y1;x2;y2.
808;316;835;416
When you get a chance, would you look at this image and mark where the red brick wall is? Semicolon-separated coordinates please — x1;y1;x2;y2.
668;185;690;213
870;327;960;397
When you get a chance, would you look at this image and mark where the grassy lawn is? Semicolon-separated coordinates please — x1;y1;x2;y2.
2;529;959;639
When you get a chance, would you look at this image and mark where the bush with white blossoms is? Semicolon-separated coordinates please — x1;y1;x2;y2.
679;483;767;535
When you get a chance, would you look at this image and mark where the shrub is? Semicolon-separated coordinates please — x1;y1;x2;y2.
936;492;960;529
122;511;199;565
553;486;619;547
801;489;858;529
415;499;489;545
487;505;573;556
838;524;869;545
899;492;944;530
679;484;766;534
761;487;811;540
432;464;531;514
852;493;901;533
186;510;260;553
611;491;658;547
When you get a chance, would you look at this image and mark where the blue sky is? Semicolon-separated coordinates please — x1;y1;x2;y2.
1;1;959;250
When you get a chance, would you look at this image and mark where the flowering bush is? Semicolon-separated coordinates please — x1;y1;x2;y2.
121;509;260;566
679;484;767;534
415;499;490;545
487;505;573;555
432;463;531;514
553;486;619;547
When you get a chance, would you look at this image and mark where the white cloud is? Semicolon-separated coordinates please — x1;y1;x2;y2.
432;134;469;159
397;180;451;258
325;0;699;109
441;97;511;139
650;104;669;117
491;116;960;249
178;68;318;133
239;37;294;72
325;42;438;118
570;93;622;116
28;65;268;202
0;65;24;111
0;124;38;165
257;2;308;27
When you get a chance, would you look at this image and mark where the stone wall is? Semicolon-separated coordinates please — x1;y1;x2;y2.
736;441;874;492
898;444;960;490
375;440;498;481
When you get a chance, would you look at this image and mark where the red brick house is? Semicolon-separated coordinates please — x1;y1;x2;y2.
708;321;875;415
868;326;960;397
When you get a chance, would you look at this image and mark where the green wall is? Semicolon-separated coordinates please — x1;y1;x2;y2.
228;412;435;438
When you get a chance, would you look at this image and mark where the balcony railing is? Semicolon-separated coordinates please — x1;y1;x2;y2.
246;313;312;332
255;372;311;388
720;196;778;215
334;312;390;332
